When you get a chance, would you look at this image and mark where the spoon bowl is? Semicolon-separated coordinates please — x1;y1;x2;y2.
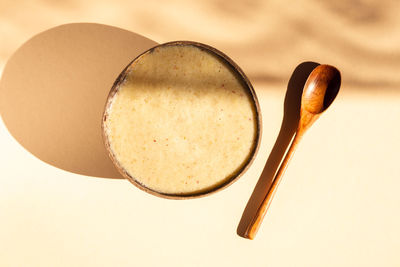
302;65;341;115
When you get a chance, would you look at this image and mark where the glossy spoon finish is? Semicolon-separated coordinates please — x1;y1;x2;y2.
244;64;341;240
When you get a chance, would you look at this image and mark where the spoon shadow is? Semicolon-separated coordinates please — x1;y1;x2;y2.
237;61;320;237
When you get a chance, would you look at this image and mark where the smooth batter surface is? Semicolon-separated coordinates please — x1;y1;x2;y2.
105;44;257;195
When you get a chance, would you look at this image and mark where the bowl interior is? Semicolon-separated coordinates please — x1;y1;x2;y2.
102;41;262;199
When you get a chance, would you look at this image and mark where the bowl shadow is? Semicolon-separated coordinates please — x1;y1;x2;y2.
0;23;158;178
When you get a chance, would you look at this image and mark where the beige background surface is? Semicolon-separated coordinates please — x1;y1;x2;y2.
1;1;400;266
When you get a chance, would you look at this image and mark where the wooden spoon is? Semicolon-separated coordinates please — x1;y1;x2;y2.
244;64;341;239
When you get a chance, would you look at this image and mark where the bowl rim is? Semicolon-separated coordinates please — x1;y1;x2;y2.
102;40;262;199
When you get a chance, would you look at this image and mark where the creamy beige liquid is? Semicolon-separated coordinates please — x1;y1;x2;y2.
104;44;257;195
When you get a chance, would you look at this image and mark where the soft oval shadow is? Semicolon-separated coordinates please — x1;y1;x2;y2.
237;61;320;237
0;23;158;178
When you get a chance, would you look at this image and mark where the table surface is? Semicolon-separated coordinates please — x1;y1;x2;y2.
1;1;400;266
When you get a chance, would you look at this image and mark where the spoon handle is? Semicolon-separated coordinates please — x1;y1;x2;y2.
244;131;303;239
